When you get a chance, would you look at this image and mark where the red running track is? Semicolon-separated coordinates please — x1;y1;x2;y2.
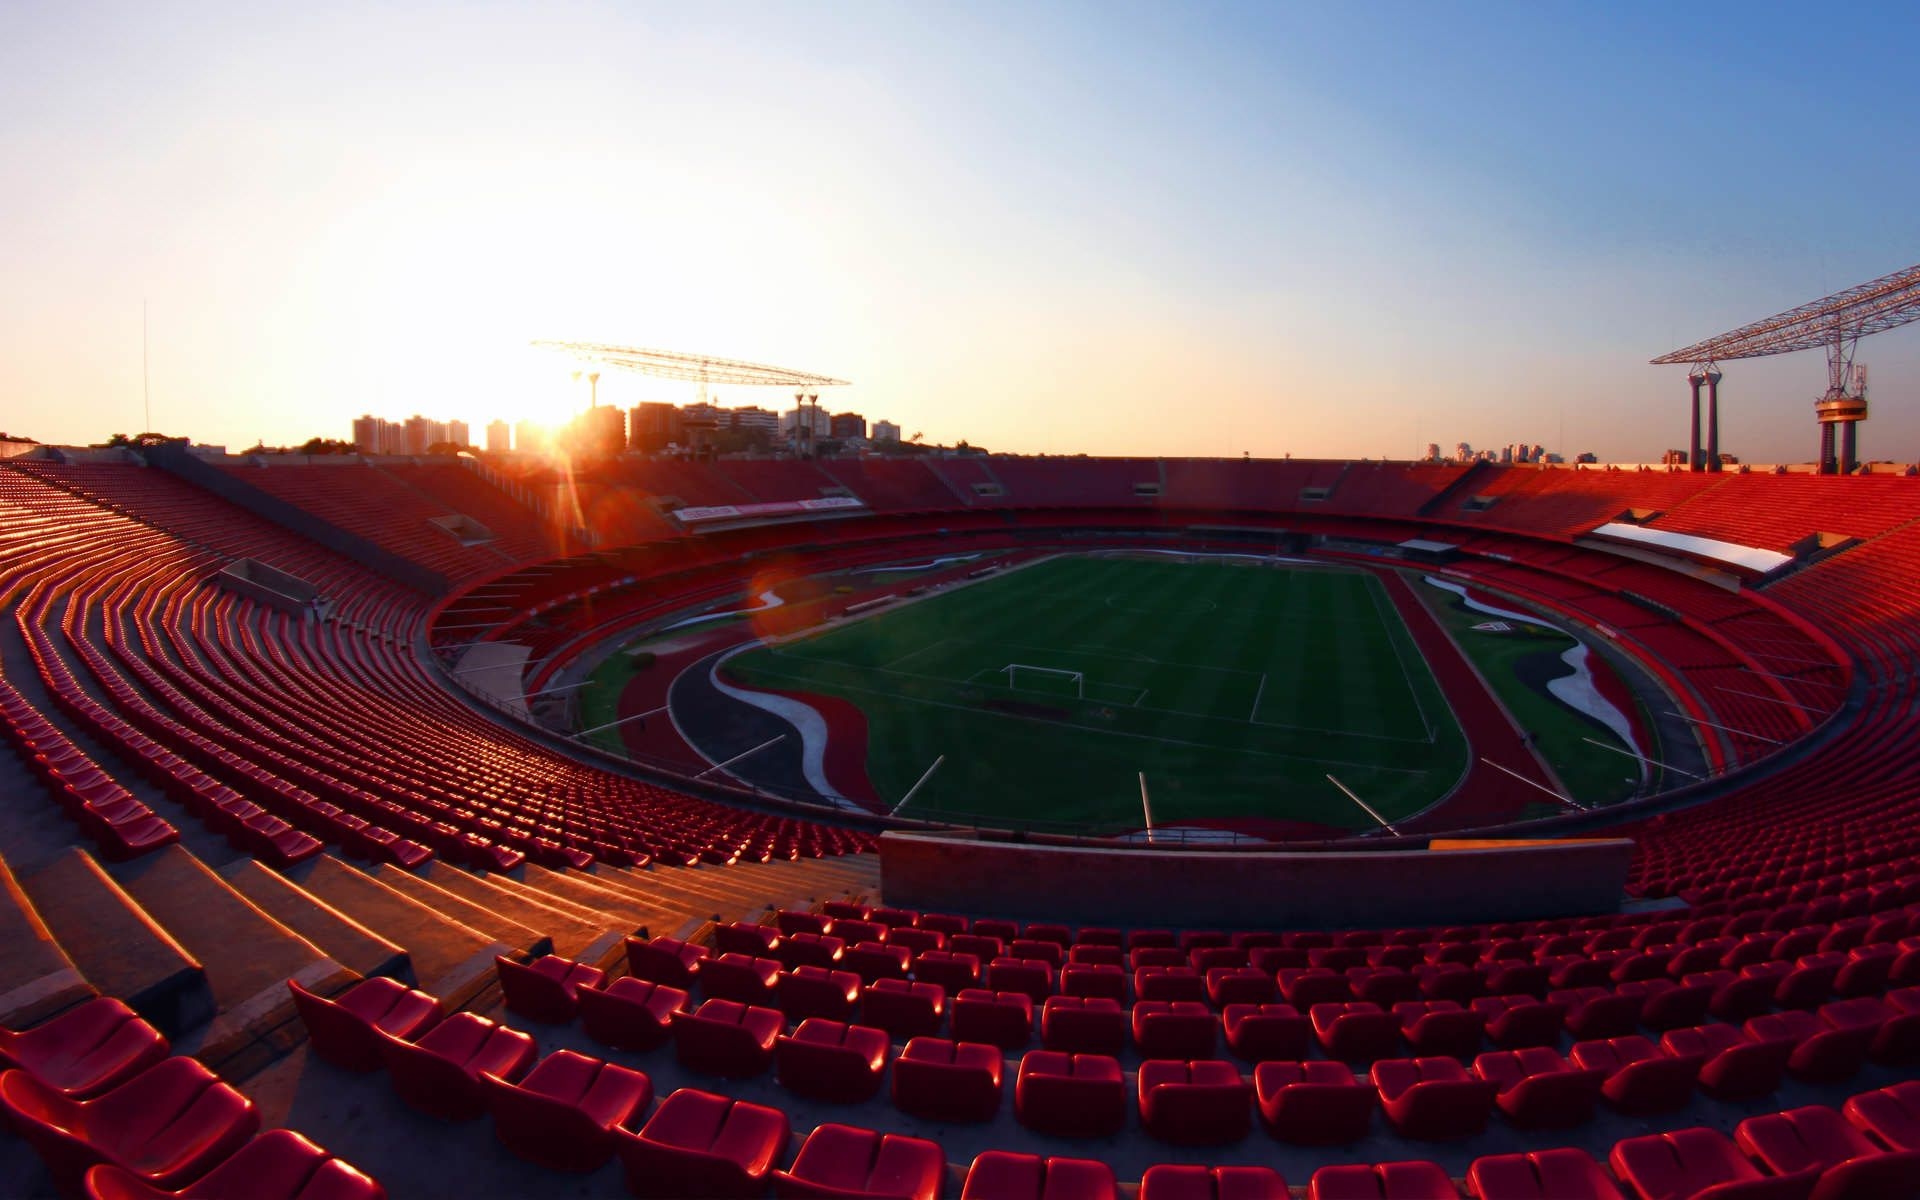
1376;569;1565;834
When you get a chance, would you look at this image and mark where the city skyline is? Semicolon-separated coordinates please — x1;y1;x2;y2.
6;3;1920;464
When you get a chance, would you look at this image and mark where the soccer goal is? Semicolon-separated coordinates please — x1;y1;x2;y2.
1002;663;1085;699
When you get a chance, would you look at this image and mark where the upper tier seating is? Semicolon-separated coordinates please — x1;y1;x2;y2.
11;455;1920;1199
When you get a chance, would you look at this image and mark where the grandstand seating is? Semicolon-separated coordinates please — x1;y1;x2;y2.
9;454;1920;1197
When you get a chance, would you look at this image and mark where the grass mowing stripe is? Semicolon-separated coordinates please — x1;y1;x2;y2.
721;556;1468;831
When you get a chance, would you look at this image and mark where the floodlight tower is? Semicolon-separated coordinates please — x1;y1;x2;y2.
1815;347;1869;476
795;392;821;459
1654;261;1920;474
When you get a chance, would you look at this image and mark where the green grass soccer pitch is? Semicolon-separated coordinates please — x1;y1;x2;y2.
722;555;1472;835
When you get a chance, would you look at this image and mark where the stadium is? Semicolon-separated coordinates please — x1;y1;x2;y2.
11;8;1920;1200
8;402;1920;1198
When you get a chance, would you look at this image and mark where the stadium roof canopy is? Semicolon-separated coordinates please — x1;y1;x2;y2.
531;341;849;388
1651;261;1920;365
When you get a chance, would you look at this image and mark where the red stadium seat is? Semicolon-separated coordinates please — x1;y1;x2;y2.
844;942;913;985
1844;1080;1920;1150
833;919;889;946
290;977;439;1075
860;979;944;1040
1467;995;1562;1050
888;928;944;957
80;1129;384;1200
950;988;1033;1050
1609;1126;1813;1200
0;1058;260;1196
1870;987;1920;1063
1472;1047;1605;1129
1010;938;1065;967
577;977;688;1052
777;965;863;1024
987;957;1054;1004
1746;1008;1874;1083
1253;1060;1376;1145
1014;1050;1126;1138
1041;995;1128;1055
1737;1104;1920;1200
701;953;783;1007
774;1019;889;1103
0;998;168;1098
1060;963;1128;1002
1280;968;1353;1008
1372;1056;1496;1140
1550;986;1642;1041
1393;1000;1487;1059
1137;1058;1252;1145
1465;1147;1624;1200
482;1048;652;1171
1136;965;1207;1003
777;911;832;938
1206;967;1277;1007
616;1088;790;1198
1134;1000;1220;1059
1139;1164;1287;1200
1311;1002;1400;1063
627;935;708;988
779;932;847;971
672;998;783;1079
772;1123;945;1200
1571;1035;1698;1115
713;922;782;957
379;1011;536;1120
912;949;980;996
1223;1002;1311;1063
1660;1023;1790;1101
891;1037;1002;1123
961;1151;1117;1200
1306;1160;1455;1200
495;954;606;1024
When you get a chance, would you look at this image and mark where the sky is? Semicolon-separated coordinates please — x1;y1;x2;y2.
4;1;1920;463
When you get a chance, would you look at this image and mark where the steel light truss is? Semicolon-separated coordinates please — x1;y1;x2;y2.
531;341;849;388
1652;262;1920;365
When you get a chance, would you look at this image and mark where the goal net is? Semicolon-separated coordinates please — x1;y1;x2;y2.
1002;663;1084;699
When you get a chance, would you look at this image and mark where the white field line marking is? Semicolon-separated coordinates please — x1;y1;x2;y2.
1368;575;1438;744
729;663;1431;775
742;564;1434;745
880;638;954;671
1249;673;1269;723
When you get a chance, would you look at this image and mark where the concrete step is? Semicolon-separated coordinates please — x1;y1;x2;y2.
109;845;350;1071
733;855;877;899
522;864;677;934
475;869;633;932
367;864;551;959
586;863;756;927
605;860;749;909
0;853;94;1027
286;857;508;1010
221;859;412;985
418;862;622;967
22;848;213;1038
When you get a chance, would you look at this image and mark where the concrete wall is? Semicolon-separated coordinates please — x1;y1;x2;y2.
879;832;1635;929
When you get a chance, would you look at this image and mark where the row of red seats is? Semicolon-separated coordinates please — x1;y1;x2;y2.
296;959;1920;1198
1;462;868;872
0;996;381;1199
